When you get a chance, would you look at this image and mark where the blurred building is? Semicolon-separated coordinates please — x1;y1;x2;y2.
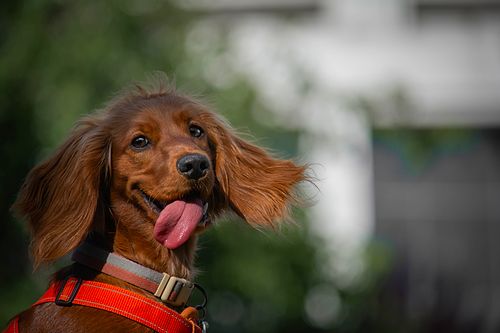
181;0;500;331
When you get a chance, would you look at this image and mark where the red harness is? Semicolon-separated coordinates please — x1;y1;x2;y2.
3;277;202;333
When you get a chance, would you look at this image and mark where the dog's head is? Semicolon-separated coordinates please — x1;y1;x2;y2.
14;81;307;270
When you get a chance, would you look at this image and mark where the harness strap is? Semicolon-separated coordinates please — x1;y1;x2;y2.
2;317;18;333
31;277;202;333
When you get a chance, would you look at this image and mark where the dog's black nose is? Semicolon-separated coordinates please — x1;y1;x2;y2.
176;154;209;180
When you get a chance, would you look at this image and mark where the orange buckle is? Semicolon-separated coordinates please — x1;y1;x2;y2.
55;276;83;306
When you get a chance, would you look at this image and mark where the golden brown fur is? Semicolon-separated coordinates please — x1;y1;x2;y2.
10;79;306;332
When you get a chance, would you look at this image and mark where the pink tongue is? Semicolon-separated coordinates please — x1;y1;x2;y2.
153;199;203;249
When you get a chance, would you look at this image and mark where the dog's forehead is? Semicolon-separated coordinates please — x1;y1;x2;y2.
134;101;207;125
108;99;210;139
106;95;215;141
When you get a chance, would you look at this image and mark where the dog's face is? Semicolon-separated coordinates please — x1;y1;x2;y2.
110;103;216;250
14;84;306;273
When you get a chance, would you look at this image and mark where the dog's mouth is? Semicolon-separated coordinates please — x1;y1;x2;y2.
138;188;209;249
138;189;169;213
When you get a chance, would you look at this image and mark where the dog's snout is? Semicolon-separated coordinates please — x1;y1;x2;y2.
176;154;209;180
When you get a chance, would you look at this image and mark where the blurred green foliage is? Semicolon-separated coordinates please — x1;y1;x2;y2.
374;129;478;175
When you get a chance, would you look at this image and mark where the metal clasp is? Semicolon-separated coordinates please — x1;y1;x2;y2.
201;320;209;333
154;273;194;307
192;283;209;331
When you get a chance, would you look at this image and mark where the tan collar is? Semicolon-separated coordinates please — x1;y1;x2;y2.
72;241;197;307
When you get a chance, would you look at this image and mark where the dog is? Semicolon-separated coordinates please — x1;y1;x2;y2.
6;78;306;332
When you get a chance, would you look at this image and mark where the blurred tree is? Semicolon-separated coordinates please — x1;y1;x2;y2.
0;1;48;314
374;128;477;175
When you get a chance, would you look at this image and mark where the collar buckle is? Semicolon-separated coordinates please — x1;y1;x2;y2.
154;273;194;307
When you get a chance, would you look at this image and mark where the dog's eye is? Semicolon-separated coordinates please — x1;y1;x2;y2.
189;125;204;138
131;135;150;150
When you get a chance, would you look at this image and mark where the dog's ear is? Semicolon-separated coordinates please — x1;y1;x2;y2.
202;112;306;228
13;117;110;267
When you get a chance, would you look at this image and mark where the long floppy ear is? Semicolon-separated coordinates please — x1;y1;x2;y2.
204;113;307;228
13;117;110;267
